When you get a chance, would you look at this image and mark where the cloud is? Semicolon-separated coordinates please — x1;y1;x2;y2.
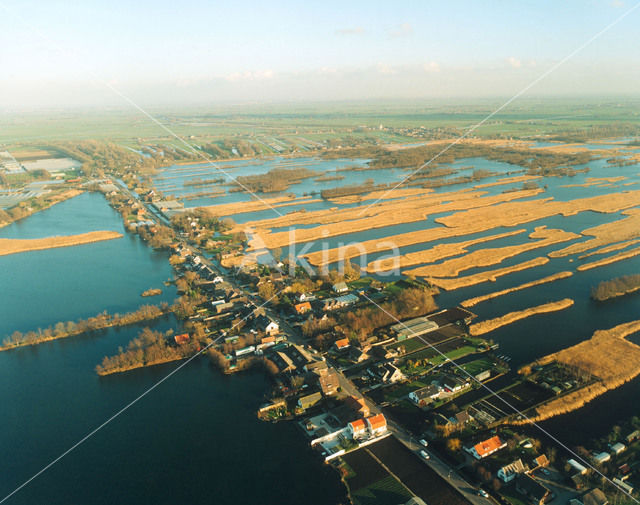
423;61;440;73
376;63;397;75
225;69;274;82
507;56;522;68
390;23;413;38
335;27;365;36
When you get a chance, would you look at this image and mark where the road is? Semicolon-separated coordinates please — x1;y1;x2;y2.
333;365;495;505
116;183;496;505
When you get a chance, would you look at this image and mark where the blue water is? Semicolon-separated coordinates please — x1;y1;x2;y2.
0;192;177;337
0;193;346;505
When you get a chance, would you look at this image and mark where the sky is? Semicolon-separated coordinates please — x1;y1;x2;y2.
0;0;639;109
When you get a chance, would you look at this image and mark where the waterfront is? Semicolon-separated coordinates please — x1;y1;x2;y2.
0;194;346;505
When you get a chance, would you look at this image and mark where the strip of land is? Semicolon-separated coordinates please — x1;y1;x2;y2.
303;189;640;267
578;239;640;259
366;229;527;273
461;271;573;308
576;245;640;271
201;195;321;217
243;188;545;251
426;257;550;291
550;208;640;257
520;320;640;423
0;230;122;256
468;298;574;336
402;227;578;279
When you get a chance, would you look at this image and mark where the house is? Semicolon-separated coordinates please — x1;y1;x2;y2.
466;436;507;460
594;452;611;464
441;375;470;394
348;418;367;438
298;293;316;302
498;459;526;483
451;411;473;426
174;333;190;345
515;475;551;505
409;385;441;406
334;338;350;351
294;301;312;314
581;488;609;505
332;281;348;293
533;454;549;468
323;294;359;311
366;414;387;436
255;315;279;335
345;396;370;418
298;391;322;410
611;442;626;455
626;430;640;443
319;372;340;397
349;346;369;363
213;276;224;284
379;363;404;383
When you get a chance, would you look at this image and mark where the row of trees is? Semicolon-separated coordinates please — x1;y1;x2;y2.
95;327;194;375
2;304;168;350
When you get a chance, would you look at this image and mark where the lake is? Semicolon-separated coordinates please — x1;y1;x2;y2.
0;193;346;505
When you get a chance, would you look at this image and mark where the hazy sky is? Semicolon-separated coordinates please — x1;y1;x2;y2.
1;0;639;108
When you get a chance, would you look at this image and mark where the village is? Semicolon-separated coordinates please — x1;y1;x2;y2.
147;203;638;505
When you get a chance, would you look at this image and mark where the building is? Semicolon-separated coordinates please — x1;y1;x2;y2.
408;385;441;406
498;459;526;483
594;452;611;464
255;315;279;335
174;333;190;345
390;316;438;341
441;375;470;394
294;301;312;314
319;372;340;397
345;396;370;418
581;488;609;505
348;418;367;438
334;338;350;351
626;430;640;443
568;459;588;475
323;294;359;311
611;442;626;455
466;436;507;460
515;475;551;505
366;414;387;436
378;363;404;383
332;281;348;293
533;454;549;468
298;391;322;410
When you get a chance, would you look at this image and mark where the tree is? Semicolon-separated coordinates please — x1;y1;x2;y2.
446;438;462;452
258;282;276;301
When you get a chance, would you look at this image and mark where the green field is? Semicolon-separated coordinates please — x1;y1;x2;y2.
351;475;413;505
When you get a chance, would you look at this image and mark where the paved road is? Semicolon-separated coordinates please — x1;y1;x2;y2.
332;366;496;505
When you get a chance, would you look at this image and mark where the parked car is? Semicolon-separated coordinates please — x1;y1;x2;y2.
419;439;429;447
419;450;430;460
477;489;489;498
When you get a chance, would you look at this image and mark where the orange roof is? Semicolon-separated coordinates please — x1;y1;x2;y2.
295;302;312;313
474;436;504;458
174;333;190;345
335;338;350;349
261;336;276;344
366;414;387;431
349;419;366;432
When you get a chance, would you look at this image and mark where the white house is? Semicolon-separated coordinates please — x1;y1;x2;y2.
213;276;224;284
348;419;367;439
366;414;387;436
497;459;526;483
332;282;348;293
